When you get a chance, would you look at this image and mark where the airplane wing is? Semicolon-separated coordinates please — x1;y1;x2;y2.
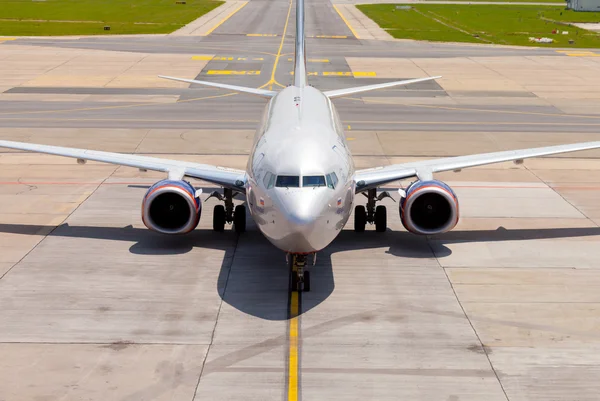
159;75;276;99
0;140;247;192
324;76;441;99
354;141;600;192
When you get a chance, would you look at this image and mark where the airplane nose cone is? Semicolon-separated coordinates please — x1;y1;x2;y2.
270;188;330;252
279;190;322;226
287;203;319;227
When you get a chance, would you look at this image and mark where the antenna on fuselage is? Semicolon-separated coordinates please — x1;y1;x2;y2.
293;0;307;88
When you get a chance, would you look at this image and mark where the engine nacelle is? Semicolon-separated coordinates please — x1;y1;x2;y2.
400;180;459;235
142;180;201;234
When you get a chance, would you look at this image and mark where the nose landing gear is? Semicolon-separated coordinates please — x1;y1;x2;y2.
288;253;314;292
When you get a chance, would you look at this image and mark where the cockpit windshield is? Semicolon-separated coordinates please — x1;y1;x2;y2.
276;175;300;188
303;176;326;187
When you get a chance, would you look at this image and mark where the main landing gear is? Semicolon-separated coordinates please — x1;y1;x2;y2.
289;253;315;292
209;188;246;233
354;188;393;233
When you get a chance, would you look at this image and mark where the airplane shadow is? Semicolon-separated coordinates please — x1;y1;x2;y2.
1;222;600;320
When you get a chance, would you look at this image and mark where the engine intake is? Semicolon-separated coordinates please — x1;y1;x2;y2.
400;180;459;235
142;180;201;234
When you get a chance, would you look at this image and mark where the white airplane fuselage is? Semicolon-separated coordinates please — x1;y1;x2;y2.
246;85;356;253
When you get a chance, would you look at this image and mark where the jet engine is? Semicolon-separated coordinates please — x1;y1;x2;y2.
142;180;201;234
399;180;459;235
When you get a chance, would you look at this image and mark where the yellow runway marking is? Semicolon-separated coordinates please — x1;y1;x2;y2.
353;71;376;77
192;55;215;61
332;5;360;39
313;35;347;39
206;70;260;75
556;50;600;57
0;37;16;42
258;0;294;90
247;33;279;37
204;1;249;36
288;291;300;401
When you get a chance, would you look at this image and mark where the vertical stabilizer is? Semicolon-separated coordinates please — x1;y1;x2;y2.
294;0;307;87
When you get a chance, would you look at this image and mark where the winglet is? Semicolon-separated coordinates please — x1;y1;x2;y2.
158;75;277;98
324;76;442;99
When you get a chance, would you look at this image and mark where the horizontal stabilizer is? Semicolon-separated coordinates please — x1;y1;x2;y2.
324;76;442;99
158;75;277;98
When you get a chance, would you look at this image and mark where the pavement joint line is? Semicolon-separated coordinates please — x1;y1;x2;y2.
258;0;294;90
287;58;330;62
192;223;239;399
312;35;348;39
206;70;261;75
6;117;600;126
193;55;265;61
289;71;376;76
343;96;600;120
438;262;511;401
0;159;111;282
20;38;278;56
332;4;360;39
0;92;236;116
204;1;249;36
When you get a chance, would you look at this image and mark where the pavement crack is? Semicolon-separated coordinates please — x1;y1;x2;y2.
427;238;511;401
191;229;240;400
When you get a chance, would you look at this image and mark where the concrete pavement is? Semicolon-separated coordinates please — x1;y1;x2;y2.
2;0;600;399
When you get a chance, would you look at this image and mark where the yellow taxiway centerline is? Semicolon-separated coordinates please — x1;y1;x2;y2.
258;0;294;90
332;5;360;39
287;291;300;401
204;1;249;36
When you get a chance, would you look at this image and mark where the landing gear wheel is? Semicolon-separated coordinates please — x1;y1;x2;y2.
233;204;246;233
213;205;225;232
375;205;387;233
354;205;366;232
303;270;310;292
291;273;299;292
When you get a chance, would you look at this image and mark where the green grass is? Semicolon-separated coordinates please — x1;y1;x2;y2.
0;0;223;35
421;0;566;2
357;4;600;48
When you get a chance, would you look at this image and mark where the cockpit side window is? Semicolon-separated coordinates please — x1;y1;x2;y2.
303;176;326;187
263;172;276;189
276;175;300;188
326;172;339;189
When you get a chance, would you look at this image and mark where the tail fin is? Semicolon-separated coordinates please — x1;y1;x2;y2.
294;0;307;87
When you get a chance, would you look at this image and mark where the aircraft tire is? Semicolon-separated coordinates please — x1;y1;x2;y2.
291;271;299;292
234;204;246;233
375;205;387;233
354;205;366;232
213;205;226;232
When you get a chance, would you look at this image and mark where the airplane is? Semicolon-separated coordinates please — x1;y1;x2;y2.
2;0;600;292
